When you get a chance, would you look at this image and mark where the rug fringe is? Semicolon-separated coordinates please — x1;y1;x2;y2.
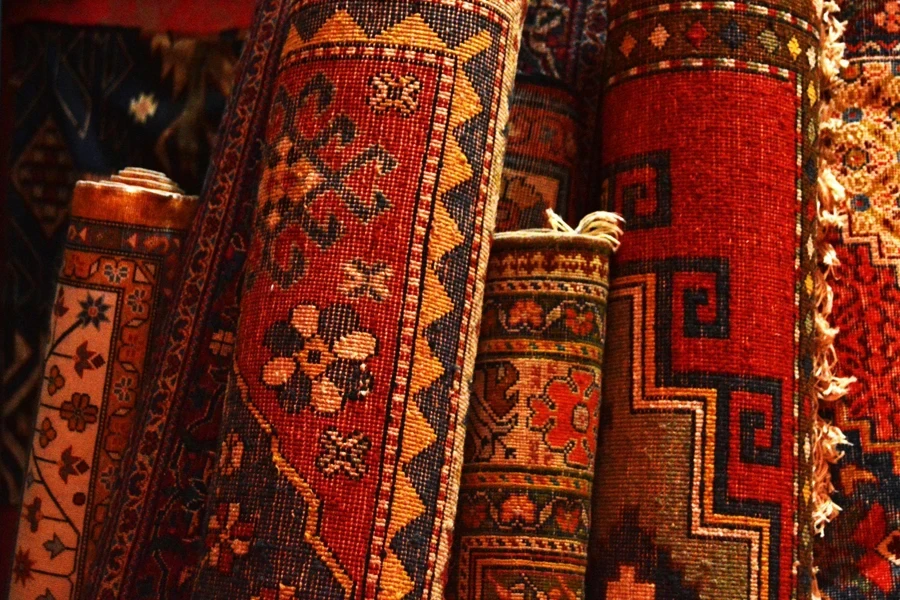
545;208;624;250
812;0;855;595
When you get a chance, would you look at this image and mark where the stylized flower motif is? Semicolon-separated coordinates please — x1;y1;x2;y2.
875;0;900;32
129;92;158;123
77;293;110;329
218;432;244;476
22;497;43;532
54;288;69;317
206;502;255;575
103;263;129;284
262;303;377;414
553;500;584;534
338;259;393;302
58;446;90;483
46;365;65;396
498;494;537;527
37;587;57;600
564;305;597;336
315;428;370;479
528;367;601;468
508;299;544;329
368;72;421;115
127;289;147;314
59;393;99;432
209;330;235;357
112;376;135;404
73;340;106;378
13;548;35;585
38;418;57;449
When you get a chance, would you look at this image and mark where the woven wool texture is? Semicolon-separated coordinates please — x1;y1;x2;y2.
448;226;617;599
499;0;610;226
495;82;581;231
80;4;280;597
150;0;527;598
814;2;900;594
0;22;239;511
585;0;821;597
8;173;197;600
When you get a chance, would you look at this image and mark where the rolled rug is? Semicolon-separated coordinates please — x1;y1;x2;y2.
448;211;621;599
84;0;527;598
586;0;821;596
7;172;197;600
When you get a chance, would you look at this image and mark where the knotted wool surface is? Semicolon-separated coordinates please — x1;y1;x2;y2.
8;172;196;600
448;217;620;599
586;0;821;597
86;0;527;598
814;0;900;595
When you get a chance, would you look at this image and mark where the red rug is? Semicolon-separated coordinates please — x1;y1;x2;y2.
85;0;526;598
586;0;820;597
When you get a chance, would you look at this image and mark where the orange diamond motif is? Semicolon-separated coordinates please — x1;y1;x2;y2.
620;33;638;57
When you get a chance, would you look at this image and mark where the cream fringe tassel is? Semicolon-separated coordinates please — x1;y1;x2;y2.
812;0;855;595
545;209;624;249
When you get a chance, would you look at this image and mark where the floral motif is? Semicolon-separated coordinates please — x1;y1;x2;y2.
368;72;421;116
508;299;544;329
127;289;148;314
553;500;584;534
315;428;371;479
498;494;537;527
262;303;377;414
59;392;99;432
53;288;69;317
875;1;900;32
22;497;43;532
564;305;597;336
103;262;130;284
58;446;90;483
338;259;393;301
73;340;106;377
528;367;601;468
38;418;57;449
13;548;35;585
129;92;159;123
218;432;244;476
77;293;111;328
206;502;255;575
112;376;136;404
45;365;65;396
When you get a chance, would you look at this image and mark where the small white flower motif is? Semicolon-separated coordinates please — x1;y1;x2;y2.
807;46;817;69
129;93;158;124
